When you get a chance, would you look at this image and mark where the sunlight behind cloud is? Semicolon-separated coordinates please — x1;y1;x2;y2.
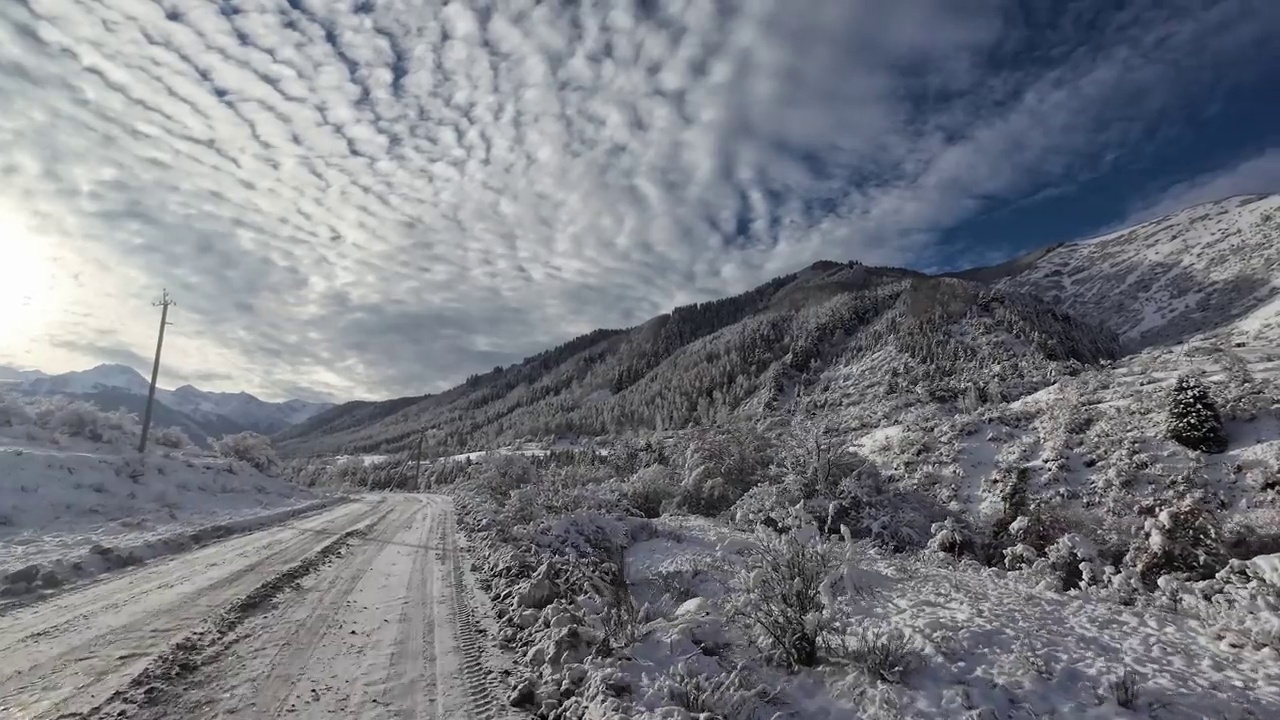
0;205;58;351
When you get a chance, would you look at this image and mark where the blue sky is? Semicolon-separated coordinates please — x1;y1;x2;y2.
0;0;1277;400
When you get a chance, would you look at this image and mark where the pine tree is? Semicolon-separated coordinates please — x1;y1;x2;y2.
1165;374;1228;454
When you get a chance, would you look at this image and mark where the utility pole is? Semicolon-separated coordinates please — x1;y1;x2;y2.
138;289;176;453
413;432;425;491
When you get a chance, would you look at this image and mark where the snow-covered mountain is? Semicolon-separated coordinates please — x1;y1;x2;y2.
5;364;331;444
165;384;330;430
279;264;1121;456
990;194;1280;348
20;363;154;396
280;194;1280;459
0;365;49;384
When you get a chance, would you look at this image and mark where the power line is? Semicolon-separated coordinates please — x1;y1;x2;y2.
138;289;176;454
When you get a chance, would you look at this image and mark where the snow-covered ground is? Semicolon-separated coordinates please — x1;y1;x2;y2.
1;394;337;596
622;516;1279;719
462;502;1280;720
443;329;1280;720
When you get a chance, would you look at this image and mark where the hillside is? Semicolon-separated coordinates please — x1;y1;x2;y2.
280;195;1279;460
993;194;1280;348
279;267;1119;457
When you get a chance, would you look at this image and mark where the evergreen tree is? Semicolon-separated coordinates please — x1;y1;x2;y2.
1165;374;1227;453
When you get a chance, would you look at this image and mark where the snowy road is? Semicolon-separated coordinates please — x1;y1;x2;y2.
0;494;509;719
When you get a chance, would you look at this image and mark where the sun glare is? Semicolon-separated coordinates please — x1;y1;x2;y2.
0;207;55;347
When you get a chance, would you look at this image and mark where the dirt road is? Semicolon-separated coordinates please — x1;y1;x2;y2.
0;494;510;719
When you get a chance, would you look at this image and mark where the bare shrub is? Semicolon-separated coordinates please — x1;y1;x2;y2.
659;663;773;720
731;530;838;669
647;556;731;603
835;626;922;683
597;545;641;648
1101;669;1143;710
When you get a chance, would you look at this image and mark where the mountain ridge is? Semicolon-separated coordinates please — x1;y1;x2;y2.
278;194;1279;458
3;363;332;446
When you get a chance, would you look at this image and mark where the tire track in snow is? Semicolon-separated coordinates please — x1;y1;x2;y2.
0;500;387;719
441;505;502;720
67;520;378;719
384;495;439;719
256;502;419;717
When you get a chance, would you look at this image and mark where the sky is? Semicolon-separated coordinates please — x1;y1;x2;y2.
0;0;1278;402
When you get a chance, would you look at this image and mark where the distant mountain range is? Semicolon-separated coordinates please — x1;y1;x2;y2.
277;194;1280;459
0;364;332;446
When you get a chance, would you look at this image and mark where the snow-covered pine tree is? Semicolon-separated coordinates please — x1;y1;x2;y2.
1165;374;1227;454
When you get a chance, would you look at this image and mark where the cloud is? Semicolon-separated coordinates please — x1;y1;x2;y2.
1125;148;1280;225
0;0;1275;400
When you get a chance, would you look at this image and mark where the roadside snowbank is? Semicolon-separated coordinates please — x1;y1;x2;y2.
1;394;340;596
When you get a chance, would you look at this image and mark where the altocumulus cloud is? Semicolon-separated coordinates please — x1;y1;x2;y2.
0;0;1275;400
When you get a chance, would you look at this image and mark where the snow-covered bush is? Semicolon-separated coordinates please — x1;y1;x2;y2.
470;452;538;504
1036;534;1098;591
656;663;764;720
780;419;866;500
927;517;969;557
672;425;775;516
213;431;280;474
730;482;801;531
0;395;34;427
37;398;141;446
1128;499;1226;588
730;529;838;669
1166;374;1228;453
617;464;677;519
151;426;192;450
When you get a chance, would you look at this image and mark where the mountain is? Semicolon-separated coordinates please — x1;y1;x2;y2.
279;195;1280;460
983;194;1280;349
278;263;1120;457
0;366;48;384
21;363;154;396
6;364;332;446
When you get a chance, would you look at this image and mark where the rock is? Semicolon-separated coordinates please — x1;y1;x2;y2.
550;611;579;630
38;570;64;588
517;609;541;629
0;582;32;597
563;664;588;685
547;626;594;667
5;564;40;586
518;573;557;609
508;676;538;708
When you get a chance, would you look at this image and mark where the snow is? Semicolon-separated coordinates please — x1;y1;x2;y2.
0;394;335;595
330;453;391;466
436;446;554;463
1249;554;1280;588
615;518;1280;719
999;194;1280;349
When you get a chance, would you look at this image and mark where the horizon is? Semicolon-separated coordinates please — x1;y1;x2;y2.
2;1;1278;402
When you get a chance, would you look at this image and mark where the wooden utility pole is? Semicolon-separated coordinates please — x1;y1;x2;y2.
138;289;175;453
413;432;425;490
